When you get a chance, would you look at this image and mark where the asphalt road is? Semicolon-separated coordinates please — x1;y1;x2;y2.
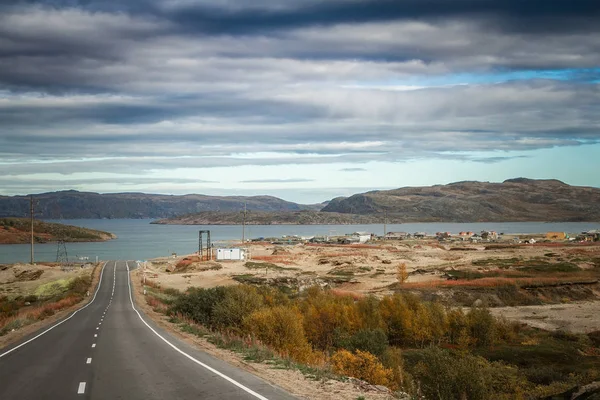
0;261;297;400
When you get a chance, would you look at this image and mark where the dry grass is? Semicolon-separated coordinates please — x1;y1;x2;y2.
251;255;297;265
321;251;367;258
145;295;168;313
329;289;365;300
0;294;83;334
400;276;593;289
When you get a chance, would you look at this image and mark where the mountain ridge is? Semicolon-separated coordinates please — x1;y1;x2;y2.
0;191;322;219
2;178;599;222
321;178;600;222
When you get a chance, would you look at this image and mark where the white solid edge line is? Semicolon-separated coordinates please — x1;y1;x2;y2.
0;261;110;358
125;261;269;400
77;382;86;394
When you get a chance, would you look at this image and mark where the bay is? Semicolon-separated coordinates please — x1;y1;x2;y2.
0;219;598;264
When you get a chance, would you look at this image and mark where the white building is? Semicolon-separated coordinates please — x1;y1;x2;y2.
216;248;246;261
352;232;372;243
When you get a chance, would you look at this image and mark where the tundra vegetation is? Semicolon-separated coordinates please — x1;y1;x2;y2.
0;274;92;336
143;281;600;399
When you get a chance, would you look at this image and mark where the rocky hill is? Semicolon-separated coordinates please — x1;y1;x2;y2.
0;191;319;219
152;210;389;225
322;178;600;222
0;218;115;244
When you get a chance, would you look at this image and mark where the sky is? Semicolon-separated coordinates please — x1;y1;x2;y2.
0;0;599;204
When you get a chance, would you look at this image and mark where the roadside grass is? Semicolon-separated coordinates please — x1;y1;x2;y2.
244;261;299;272
0;273;93;336
250;255;297;265
232;274;268;284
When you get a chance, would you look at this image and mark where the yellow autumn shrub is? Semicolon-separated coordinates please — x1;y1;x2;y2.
243;305;314;363
330;349;394;388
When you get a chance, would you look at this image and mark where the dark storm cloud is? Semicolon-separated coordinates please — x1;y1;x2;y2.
1;0;599;195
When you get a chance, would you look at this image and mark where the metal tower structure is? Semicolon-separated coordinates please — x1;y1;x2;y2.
198;230;211;261
56;239;71;269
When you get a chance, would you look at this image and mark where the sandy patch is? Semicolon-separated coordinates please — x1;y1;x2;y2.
491;301;600;333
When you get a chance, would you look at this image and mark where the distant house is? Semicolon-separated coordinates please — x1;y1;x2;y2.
309;236;328;243
385;232;409;240
216;248;246;261
436;232;452;239
458;231;474;237
481;231;498;240
339;236;361;244
546;232;569;241
579;230;600;242
352;232;372;243
413;232;427;239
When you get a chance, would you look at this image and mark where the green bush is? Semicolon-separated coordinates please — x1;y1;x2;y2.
68;275;91;296
168;286;227;326
467;306;497;346
411;347;526;400
339;329;388;358
162;287;181;297
23;294;38;303
212;285;264;329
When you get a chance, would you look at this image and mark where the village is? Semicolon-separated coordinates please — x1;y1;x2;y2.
210;228;600;261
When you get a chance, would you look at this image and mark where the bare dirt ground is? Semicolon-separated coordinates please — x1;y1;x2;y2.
144;237;600;334
130;268;394;400
0;262;103;349
490;301;600;333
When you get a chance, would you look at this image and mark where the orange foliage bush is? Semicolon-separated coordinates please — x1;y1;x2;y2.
243;306;314;363
331;349;394;388
300;287;362;350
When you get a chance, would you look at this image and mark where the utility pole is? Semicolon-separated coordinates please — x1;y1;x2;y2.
30;195;34;264
384;211;387;237
242;202;247;244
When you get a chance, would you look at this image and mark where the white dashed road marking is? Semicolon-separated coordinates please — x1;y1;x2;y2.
92;344;96;348
77;382;86;394
86;358;92;364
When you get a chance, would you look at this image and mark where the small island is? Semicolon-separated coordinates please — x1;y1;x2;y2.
0;218;116;244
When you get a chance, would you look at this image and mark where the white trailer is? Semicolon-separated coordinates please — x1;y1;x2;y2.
216;248;246;261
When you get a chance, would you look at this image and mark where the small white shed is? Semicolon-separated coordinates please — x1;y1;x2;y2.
216;248;246;261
